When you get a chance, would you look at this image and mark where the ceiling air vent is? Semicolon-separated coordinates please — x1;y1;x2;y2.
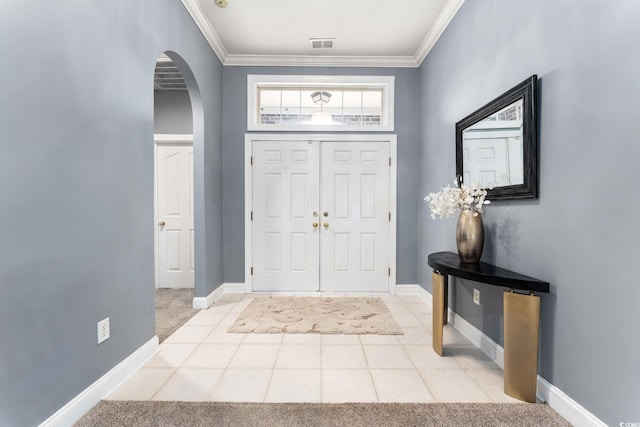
310;38;335;50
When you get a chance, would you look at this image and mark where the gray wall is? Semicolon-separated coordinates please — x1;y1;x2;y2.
418;1;640;424
154;91;193;134
222;67;419;285
0;1;223;425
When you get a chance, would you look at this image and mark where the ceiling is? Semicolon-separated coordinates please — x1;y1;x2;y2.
181;0;465;68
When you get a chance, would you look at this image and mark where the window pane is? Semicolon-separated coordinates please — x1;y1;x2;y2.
300;90;318;108
281;90;301;124
362;90;382;125
299;90;317;123
342;90;362;125
281;90;300;109
260;90;281;108
342;90;362;109
324;91;343;125
259;89;281;124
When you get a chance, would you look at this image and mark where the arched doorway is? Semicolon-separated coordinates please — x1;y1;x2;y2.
153;51;203;341
154;53;194;289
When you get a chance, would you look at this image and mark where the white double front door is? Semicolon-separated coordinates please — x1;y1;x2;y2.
251;138;392;293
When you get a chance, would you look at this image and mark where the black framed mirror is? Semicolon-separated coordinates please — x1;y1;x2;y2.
456;75;538;200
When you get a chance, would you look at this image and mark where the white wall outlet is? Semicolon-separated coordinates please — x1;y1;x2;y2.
97;318;110;344
473;289;480;305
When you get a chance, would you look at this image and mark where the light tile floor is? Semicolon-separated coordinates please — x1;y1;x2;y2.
107;293;520;404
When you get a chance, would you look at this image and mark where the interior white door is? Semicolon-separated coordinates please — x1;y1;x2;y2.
252;140;320;292
156;144;195;288
319;141;390;292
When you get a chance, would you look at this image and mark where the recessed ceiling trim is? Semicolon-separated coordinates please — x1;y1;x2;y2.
181;0;463;68
414;0;465;65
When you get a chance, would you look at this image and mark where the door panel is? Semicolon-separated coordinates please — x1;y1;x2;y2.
319;141;390;292
252;141;320;291
157;144;195;288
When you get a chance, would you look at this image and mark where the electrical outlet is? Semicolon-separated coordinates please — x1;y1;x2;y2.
473;289;480;305
97;318;110;344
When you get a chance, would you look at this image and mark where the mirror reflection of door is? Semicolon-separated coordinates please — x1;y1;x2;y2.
462;99;524;188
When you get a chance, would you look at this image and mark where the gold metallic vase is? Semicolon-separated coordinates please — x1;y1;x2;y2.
456;210;484;263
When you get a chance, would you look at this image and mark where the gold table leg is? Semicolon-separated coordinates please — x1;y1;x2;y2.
504;290;540;403
432;271;448;356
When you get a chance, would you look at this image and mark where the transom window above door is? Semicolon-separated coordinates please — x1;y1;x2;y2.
247;75;395;132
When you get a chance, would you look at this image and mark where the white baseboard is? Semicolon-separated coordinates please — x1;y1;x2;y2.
223;283;246;294
395;284;432;307
407;285;605;427
40;336;159;427
192;283;246;309
537;377;608;427
192;286;224;309
448;310;505;369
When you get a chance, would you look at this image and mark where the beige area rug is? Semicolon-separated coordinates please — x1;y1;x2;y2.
228;296;403;335
76;401;571;427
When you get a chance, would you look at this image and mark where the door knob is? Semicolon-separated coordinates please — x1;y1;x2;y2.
312;222;319;228
323;222;329;228
313;212;318;217
158;221;166;227
323;212;329;217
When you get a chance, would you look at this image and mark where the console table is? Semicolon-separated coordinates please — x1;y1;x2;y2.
428;251;549;403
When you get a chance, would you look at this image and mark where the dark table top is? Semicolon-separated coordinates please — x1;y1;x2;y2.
428;251;549;293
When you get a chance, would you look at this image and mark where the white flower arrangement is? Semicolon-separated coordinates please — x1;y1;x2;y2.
425;177;492;219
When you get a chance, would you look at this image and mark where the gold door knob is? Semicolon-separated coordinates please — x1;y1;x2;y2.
323;222;329;228
312;222;319;228
158;221;166;227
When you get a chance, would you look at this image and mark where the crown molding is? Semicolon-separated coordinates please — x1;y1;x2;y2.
181;0;228;63
181;0;463;69
414;0;465;66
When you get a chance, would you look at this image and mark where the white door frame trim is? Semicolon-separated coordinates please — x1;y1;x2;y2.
244;133;397;294
154;134;193;289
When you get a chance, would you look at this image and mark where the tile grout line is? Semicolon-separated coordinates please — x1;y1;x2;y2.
359;334;381;403
148;317;222;401
403;329;438;403
202;303;242;402
263;334;284;402
207;342;242;401
463;367;496;403
319;341;324;403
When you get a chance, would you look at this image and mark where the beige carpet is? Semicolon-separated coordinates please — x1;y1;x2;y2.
155;288;198;343
228;296;402;335
75;401;571;427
